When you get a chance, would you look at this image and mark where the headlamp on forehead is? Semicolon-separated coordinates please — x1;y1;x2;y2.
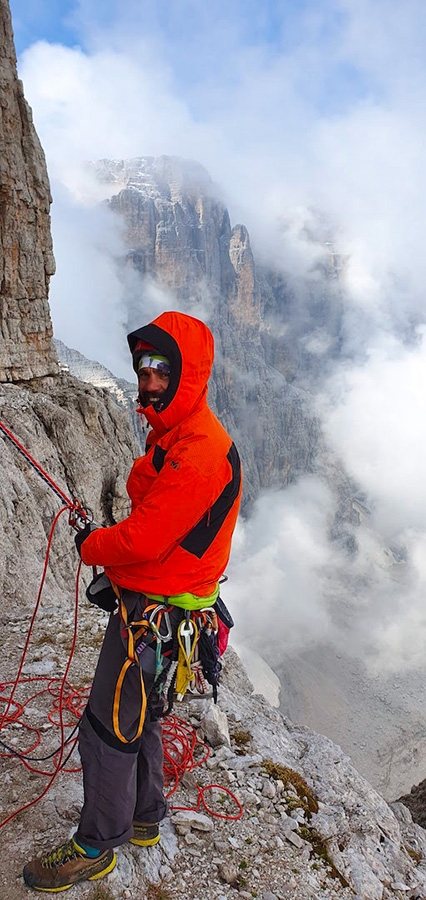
137;353;171;375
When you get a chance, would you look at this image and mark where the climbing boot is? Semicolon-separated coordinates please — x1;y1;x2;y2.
130;822;160;846
23;837;116;891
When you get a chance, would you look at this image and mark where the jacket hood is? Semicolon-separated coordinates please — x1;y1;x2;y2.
127;311;214;434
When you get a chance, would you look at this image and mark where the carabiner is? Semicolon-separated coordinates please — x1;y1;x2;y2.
149;605;172;642
199;607;218;631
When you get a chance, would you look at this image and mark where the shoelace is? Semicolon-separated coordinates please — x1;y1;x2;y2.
42;839;79;869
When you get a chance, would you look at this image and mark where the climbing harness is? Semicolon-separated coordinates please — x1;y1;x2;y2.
108;589;233;742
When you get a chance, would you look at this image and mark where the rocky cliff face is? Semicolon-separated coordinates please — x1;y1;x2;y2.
0;1;139;613
3;637;426;900
54;338;145;446
0;378;138;610
0;0;58;382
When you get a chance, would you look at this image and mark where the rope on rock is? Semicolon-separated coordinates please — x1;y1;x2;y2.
0;417;91;529
0;505;83;831
163;715;243;820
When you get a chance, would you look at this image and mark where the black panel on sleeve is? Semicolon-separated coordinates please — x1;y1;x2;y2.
180;443;241;559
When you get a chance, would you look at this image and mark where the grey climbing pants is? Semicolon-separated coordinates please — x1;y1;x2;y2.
75;591;173;851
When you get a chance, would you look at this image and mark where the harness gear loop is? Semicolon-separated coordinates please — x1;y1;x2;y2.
110;587;177;743
110;585;148;744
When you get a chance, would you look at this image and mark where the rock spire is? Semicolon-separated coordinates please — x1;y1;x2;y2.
0;0;58;382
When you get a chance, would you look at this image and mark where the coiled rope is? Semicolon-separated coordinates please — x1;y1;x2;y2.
163;715;243;820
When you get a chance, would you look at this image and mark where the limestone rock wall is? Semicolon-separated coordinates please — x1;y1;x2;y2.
101;156;231;302
0;378;139;613
0;0;58;382
0;1;140;619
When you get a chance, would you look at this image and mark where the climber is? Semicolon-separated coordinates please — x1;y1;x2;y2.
23;310;242;892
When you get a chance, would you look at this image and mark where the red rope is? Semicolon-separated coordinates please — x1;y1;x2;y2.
0;420;243;825
0;677;88;774
0;506;71;732
0;419;74;507
162;715;243;820
198;783;243;820
162;715;210;796
0;509;84;830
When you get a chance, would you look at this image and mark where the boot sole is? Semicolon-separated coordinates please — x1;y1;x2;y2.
129;834;160;847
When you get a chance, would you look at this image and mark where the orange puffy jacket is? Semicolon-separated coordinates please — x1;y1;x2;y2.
81;311;242;597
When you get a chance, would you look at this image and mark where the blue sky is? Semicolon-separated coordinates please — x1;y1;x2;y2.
10;0;76;52
10;0;331;54
10;0;377;116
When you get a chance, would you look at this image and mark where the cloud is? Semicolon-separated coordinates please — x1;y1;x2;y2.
20;40;200;174
226;478;335;655
19;0;426;295
322;329;426;537
226;469;426;676
48;185;128;373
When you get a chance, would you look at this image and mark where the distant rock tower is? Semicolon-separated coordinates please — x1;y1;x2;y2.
0;0;58;382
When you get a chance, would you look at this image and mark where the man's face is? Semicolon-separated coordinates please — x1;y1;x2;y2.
138;366;170;406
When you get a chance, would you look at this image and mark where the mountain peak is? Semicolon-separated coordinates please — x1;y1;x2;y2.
91;155;215;204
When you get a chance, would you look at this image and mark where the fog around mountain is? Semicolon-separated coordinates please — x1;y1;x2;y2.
49;154;426;801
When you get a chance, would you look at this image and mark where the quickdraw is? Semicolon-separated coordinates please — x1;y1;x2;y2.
176;615;200;701
174;607;222;704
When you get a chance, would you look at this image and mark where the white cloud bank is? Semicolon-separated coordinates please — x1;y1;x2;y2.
226;479;335;656
323;331;426;537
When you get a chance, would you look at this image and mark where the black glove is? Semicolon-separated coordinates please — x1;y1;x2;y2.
74;522;99;557
86;572;117;612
